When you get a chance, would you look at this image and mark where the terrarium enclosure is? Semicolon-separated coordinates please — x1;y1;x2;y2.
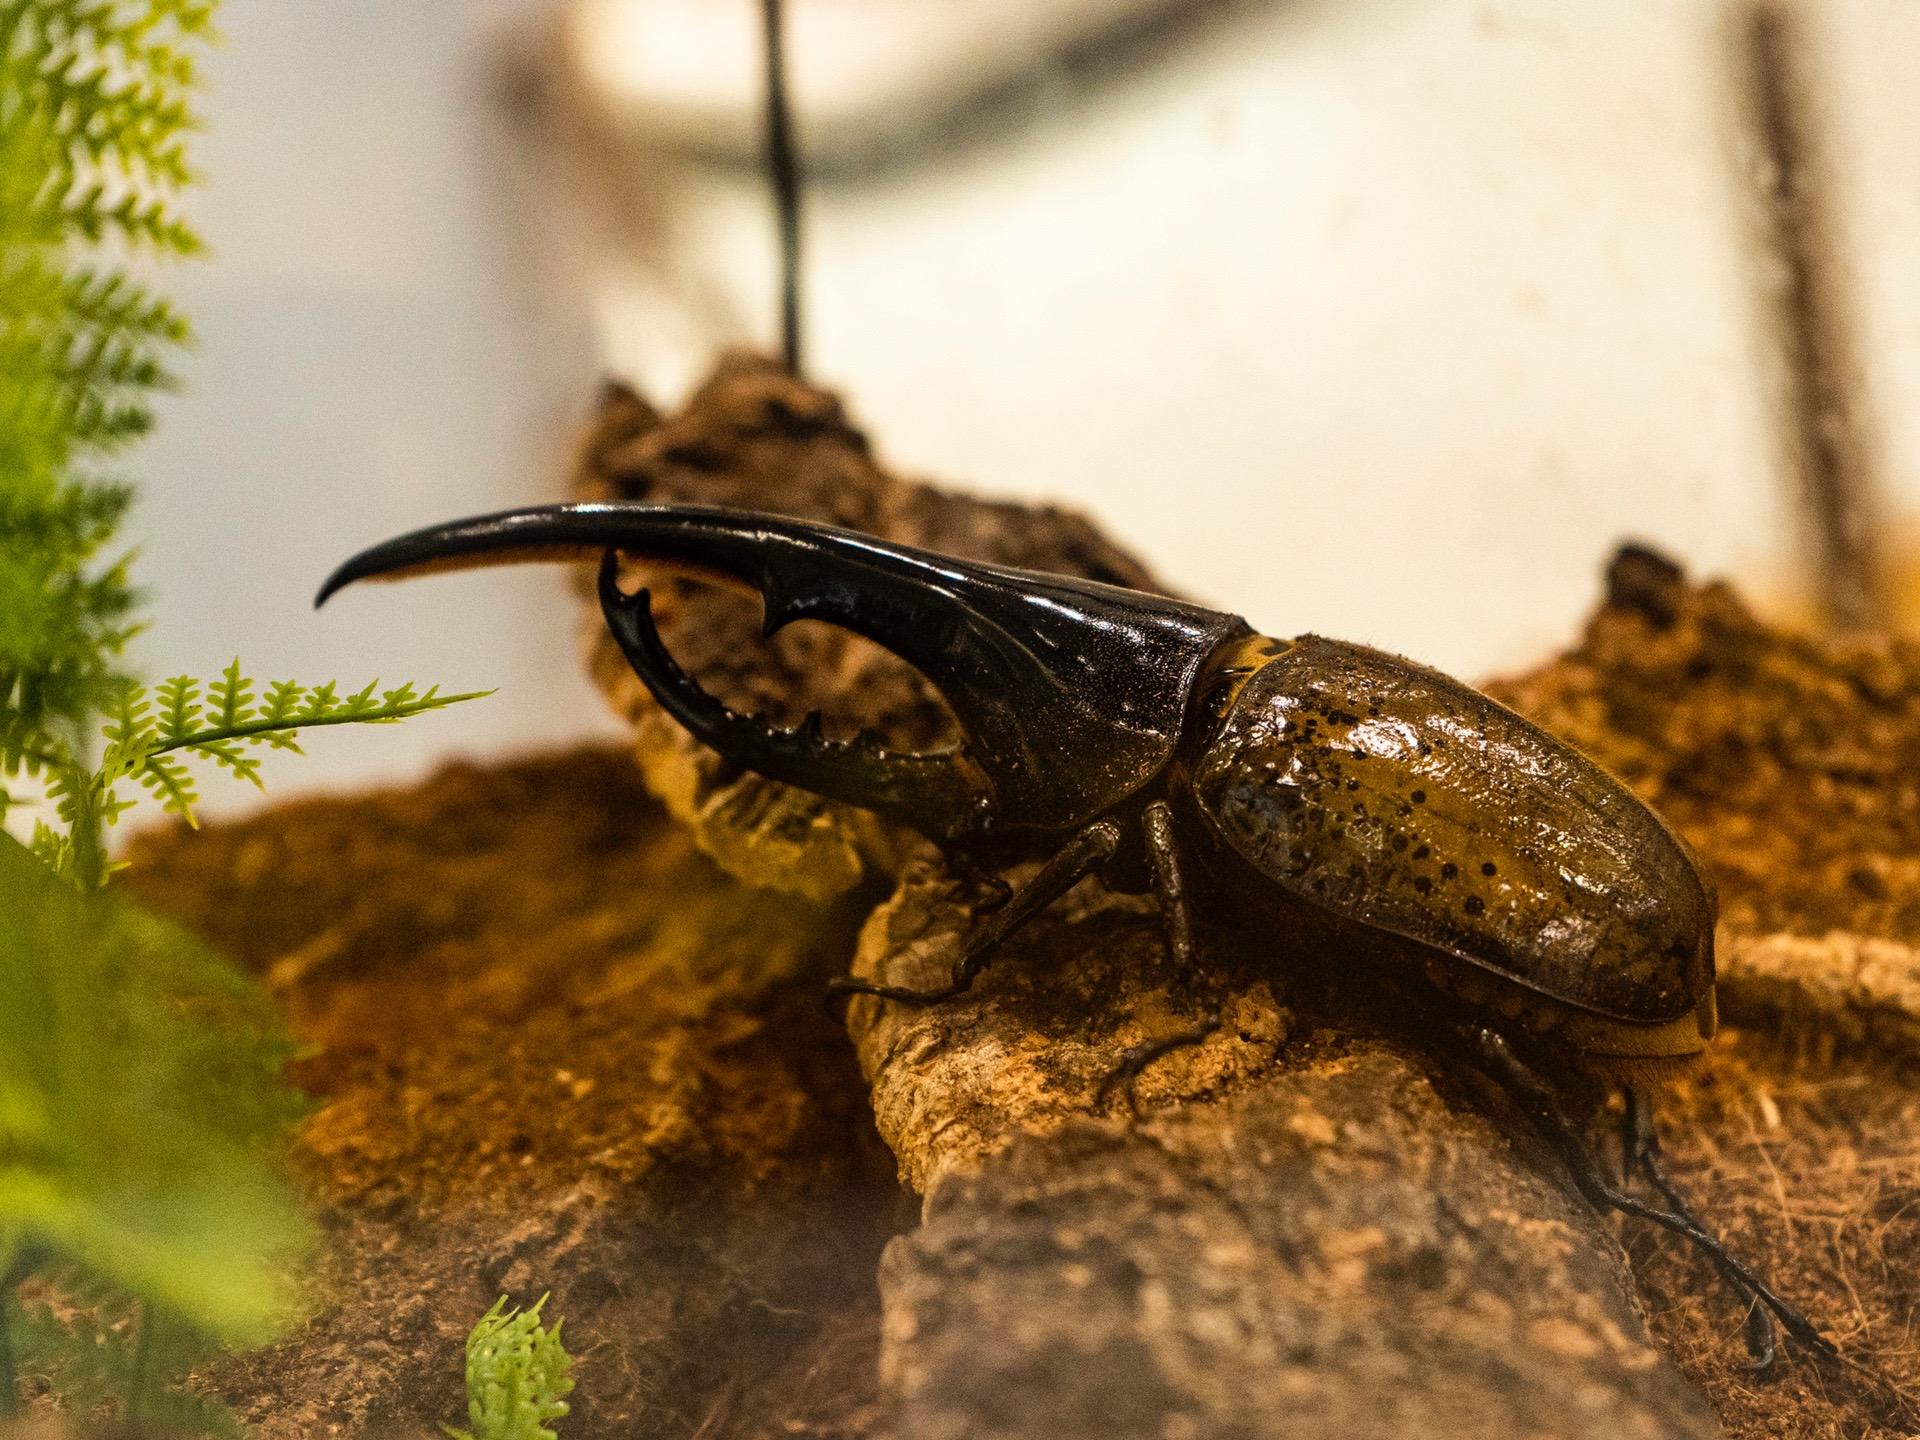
3;3;1920;1440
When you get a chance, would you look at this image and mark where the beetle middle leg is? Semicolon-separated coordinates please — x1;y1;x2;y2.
1095;801;1222;1114
1462;1024;1836;1363
827;820;1122;1008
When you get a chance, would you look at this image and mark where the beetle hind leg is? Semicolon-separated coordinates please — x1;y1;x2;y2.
1623;1087;1776;1368
827;820;1122;1011
1464;1026;1837;1366
945;846;1014;914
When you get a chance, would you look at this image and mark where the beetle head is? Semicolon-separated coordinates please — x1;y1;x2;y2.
318;502;1251;840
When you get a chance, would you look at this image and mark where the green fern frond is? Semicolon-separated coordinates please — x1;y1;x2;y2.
32;663;489;860
0;0;211;779
446;1295;575;1440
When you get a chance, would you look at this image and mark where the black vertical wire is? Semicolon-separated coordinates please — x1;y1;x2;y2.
761;0;803;376
1737;2;1884;629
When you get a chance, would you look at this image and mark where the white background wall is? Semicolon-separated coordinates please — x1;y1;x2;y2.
114;0;1919;823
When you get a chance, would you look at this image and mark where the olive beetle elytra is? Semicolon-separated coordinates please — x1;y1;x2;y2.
319;500;1832;1368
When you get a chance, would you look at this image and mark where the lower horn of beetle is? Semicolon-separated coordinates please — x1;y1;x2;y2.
595;553;986;837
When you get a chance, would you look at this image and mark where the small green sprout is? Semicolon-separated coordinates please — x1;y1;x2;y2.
445;1294;575;1440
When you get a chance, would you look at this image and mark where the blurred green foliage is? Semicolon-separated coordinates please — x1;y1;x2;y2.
0;832;309;1431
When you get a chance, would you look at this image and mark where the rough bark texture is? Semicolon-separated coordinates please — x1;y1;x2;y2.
111;357;1920;1439
846;872;1720;1440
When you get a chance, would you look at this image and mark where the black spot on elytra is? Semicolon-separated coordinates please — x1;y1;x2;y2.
1414;876;1432;894
1464;895;1485;917
1410;790;1427;804
1412;844;1430;861
1391;834;1408;852
1481;862;1497;876
1441;862;1458;879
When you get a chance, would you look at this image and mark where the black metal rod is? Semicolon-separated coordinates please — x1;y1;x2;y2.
761;0;803;376
1738;1;1884;629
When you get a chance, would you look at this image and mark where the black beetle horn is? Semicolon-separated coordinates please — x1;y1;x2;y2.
593;553;986;835
318;502;1251;838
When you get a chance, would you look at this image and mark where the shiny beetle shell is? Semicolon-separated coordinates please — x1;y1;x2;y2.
1185;634;1715;1027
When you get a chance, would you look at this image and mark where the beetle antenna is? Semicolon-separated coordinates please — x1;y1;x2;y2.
760;0;803;376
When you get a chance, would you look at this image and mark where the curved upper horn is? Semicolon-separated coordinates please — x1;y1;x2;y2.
318;503;1252;837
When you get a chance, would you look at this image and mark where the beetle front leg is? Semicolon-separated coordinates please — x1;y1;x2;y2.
827;820;1122;1009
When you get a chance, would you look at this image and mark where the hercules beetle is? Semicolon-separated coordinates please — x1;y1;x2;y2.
318;500;1833;1368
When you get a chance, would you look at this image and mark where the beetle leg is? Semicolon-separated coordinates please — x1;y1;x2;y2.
1142;800;1196;978
1462;1025;1837;1363
1619;1085;1640;1189
827;820;1121;1009
1090;801;1223;1116
1095;1011;1222;1118
1625;1085;1776;1369
945;847;1014;915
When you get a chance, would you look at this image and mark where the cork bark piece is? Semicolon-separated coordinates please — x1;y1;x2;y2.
567;358;1727;1438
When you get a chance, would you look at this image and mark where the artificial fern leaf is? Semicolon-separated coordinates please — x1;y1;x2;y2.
446;1295;575;1440
209;657;253;728
154;673;202;740
298;679;339;717
46;665;490;849
0;0;210;779
133;749;196;817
